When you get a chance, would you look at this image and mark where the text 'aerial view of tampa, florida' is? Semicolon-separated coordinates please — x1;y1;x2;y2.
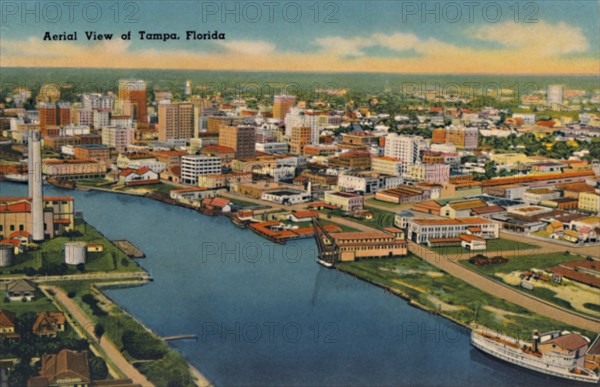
0;0;599;386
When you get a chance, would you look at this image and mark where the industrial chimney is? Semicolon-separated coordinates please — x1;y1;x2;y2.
31;130;44;242
27;130;33;198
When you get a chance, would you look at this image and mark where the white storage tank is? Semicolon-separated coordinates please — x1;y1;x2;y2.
0;244;14;267
65;242;87;265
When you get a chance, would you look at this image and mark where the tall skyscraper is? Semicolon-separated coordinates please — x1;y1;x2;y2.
547;84;564;104
118;79;147;122
290;126;312;155
384;134;429;163
273;95;296;123
157;102;196;141
219;125;256;159
37;102;71;135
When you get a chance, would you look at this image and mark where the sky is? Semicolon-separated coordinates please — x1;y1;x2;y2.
1;0;599;74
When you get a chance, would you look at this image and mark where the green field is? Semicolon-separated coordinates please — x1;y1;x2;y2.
460;252;600;317
123;183;178;195
0;290;58;316
429;238;540;256
0;220;142;276
318;206;396;229
462;252;583;276
338;255;594;338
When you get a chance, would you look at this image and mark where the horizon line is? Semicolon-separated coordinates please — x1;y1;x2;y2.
2;66;598;78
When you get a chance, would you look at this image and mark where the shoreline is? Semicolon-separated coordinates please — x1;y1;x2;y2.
334;265;472;332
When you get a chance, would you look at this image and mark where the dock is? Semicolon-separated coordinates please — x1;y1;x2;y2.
162;335;198;342
113;240;146;258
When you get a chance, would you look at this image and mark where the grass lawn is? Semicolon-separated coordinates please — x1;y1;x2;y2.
124;183;178;195
0;290;58;316
77;179;113;187
461;252;583;276
317;206;396;229
429;238;539;256
0;220;142;276
338;255;594;338
460;252;600;318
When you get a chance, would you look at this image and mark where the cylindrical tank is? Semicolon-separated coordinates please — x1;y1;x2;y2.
0;244;14;267
65;242;87;265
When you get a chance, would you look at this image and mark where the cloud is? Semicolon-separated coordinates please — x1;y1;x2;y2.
1;22;597;75
472;21;589;56
315;32;430;57
218;40;276;55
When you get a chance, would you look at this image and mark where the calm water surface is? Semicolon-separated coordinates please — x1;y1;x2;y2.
1;182;584;386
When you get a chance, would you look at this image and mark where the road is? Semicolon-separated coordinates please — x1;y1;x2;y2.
1;271;152;283
41;285;153;386
408;242;600;333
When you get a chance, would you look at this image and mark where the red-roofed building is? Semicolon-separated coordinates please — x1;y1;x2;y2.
119;167;159;186
0;197;74;239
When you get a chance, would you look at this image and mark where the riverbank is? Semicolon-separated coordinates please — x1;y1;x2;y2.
336;256;597;339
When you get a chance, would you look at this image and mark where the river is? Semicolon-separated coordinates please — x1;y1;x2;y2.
1;182;582;386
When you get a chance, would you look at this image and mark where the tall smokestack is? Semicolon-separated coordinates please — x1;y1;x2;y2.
27;130;33;198
31;130;44;242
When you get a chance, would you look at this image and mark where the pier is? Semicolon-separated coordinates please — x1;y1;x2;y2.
162;335;198;342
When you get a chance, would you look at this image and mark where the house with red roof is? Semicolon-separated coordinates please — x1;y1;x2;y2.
119;167;159;186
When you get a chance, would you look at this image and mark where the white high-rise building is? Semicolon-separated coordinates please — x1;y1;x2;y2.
82;93;114;110
284;108;340;145
384;134;429;163
181;155;221;185
547;85;564;104
93;110;110;129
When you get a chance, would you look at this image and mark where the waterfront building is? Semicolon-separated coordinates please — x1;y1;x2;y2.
0;196;74;240
327;231;408;262
261;189;312;205
440;199;488;219
119;167;160;186
324;191;363;211
180;155;221;185
405;217;499;244
42;159;106;180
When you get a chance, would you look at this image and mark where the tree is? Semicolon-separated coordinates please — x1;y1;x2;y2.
94;324;105;340
89;355;109;380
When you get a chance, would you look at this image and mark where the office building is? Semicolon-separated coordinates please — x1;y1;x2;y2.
219;125;256;159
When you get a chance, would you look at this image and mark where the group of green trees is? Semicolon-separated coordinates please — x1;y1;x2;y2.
1;312;108;385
